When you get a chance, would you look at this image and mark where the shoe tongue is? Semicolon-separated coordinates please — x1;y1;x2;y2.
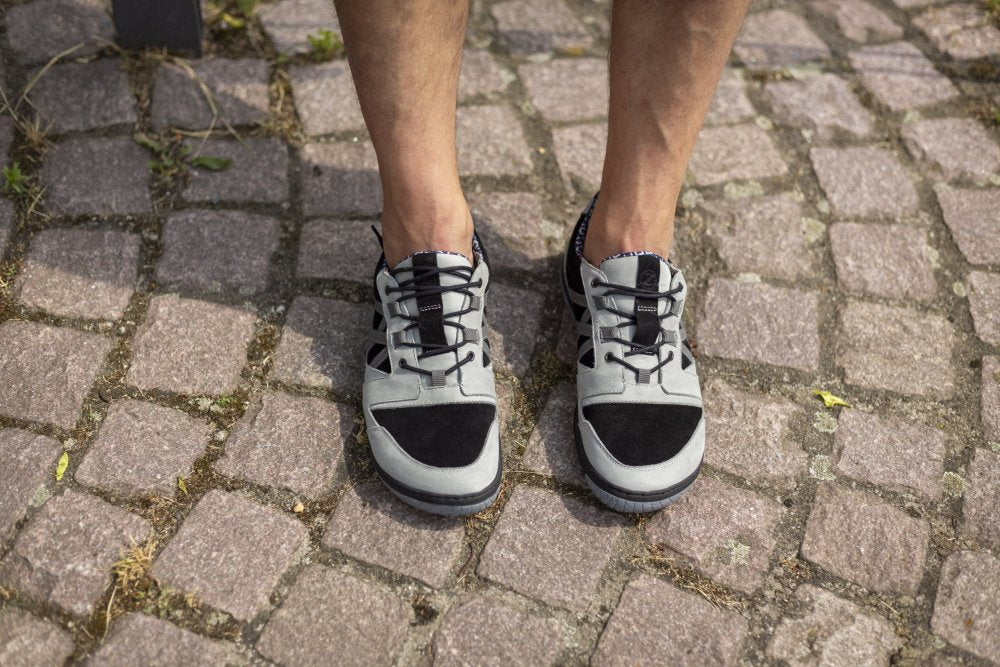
393;251;474;372
598;253;676;364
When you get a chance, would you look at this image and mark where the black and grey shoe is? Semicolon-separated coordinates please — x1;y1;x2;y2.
561;195;704;513
363;233;501;516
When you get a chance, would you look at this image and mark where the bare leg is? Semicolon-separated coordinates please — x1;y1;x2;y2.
583;0;751;264
334;0;471;267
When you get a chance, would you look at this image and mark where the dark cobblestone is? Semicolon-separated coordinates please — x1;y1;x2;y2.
0;430;62;543
4;0;113;64
75;400;212;497
215;391;350;499
734;9;831;68
297;219;376;283
322;483;465;587
0;201;12;257
300;141;382;217
272;296;369;393
181;137;290;204
41;137;151;216
257;0;340;55
256;565;412;666
849;41;959;111
593;573;748;666
485;283;544;378
912;3;1000;60
456;105;533;177
28;59;135;134
468;191;557;272
151;59;270;130
478;485;624;612
489;0;594;54
706;69;755;126
837;300;954;398
15;227;140;320
698;279;820;372
813;0;903;43
802;483;930;594
0;321;110;428
520;383;586;487
0;490;150;616
153;490;308;621
126;295;257;396
289;61;365;136
156;209;281;294
552;123;606;193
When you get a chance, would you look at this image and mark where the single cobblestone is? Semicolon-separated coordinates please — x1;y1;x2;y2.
849;41;959;111
300;141;382;217
931;550;1000;663
126;295;257;396
837;301;954;398
75;399;212;497
702;379;808;489
297;219;377;283
966;271;1000;346
151;59;270;130
182;137;290;204
912;3;1000;60
833;410;946;501
459;49;509;101
593;573;748;666
156;209;281;294
486;283;544;378
0;429;61;543
0;609;74;667
703;195;819;281
766;585;901;666
0;490;150;616
734;9;831;68
272;296;369;393
829;222;936;301
934;184;1000;265
646;477;785;594
15;227;140;320
4;0;113;63
521;383;586;487
468;192;556;272
41;137;151;216
518;59;608;122
689;123;788;186
0;321;110;428
812;0;903;43
257;0;339;55
92;613;234;666
698;279;820;372
153;490;308;621
902;117;1000;184
432;597;566;666
215;391;349;499
256;565;412;666
764;74;874;140
478;485;624;612
962;448;1000;551
810;147;918;218
552;123;607;193
706;69;756;126
456;105;533;177
802;483;930;594
290;61;365;136
0;202;12;258
322;483;465;587
28;59;135;134
489;0;594;54
982;356;1000;445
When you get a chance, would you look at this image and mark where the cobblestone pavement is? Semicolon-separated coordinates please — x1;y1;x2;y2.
0;0;999;664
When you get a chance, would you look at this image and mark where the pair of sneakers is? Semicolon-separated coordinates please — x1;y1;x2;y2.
362;194;704;515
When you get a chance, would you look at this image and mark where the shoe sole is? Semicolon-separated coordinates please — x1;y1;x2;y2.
372;457;502;517
574;414;701;513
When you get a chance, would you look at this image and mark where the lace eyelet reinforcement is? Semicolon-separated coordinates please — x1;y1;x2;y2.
604;352;613;362
591;279;598;287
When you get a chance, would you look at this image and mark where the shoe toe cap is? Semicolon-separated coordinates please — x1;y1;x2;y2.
582;403;703;467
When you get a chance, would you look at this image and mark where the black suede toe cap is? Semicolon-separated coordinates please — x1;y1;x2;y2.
582;403;702;467
372;403;496;468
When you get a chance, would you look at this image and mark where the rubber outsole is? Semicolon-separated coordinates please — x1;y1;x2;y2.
372;457;503;517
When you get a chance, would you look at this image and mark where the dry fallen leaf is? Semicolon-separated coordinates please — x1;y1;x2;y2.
55;451;69;481
293;502;305;514
813;390;850;409
177;477;188;495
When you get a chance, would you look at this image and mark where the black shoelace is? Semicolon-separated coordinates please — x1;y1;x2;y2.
592;278;683;381
387;264;482;379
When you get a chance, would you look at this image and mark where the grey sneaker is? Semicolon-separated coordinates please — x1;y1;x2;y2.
561;195;704;513
363;233;501;515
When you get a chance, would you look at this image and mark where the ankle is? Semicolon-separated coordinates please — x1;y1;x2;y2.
381;193;474;266
582;200;675;266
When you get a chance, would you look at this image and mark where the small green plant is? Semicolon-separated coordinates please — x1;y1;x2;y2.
190;155;232;171
307;29;343;62
133;133;231;177
2;162;26;194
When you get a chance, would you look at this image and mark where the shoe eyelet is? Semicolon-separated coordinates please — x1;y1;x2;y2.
590;279;598;287
604;352;613;362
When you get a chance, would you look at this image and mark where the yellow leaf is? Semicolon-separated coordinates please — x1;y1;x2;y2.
293;502;304;514
177;477;188;495
813;390;850;409
55;451;69;481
